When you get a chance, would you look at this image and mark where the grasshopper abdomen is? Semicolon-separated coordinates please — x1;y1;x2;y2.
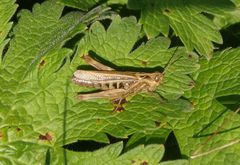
73;70;136;90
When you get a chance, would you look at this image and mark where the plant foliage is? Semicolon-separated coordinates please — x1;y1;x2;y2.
0;0;240;164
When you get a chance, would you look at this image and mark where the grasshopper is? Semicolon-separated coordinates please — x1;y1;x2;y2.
72;55;163;110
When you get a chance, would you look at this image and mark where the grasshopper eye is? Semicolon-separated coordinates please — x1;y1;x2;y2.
154;75;161;82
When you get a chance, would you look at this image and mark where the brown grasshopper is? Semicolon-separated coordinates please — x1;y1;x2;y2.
72;55;163;110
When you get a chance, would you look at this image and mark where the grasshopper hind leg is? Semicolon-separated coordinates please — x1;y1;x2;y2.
76;89;128;112
82;55;114;71
76;89;127;100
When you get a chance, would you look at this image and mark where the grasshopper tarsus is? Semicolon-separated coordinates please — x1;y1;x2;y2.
112;98;127;105
113;106;125;112
112;98;126;112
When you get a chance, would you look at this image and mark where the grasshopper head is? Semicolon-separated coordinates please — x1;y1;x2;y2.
153;72;163;82
146;72;163;91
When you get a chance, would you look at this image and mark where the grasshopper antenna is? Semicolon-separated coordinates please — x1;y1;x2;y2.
163;46;183;74
148;47;181;102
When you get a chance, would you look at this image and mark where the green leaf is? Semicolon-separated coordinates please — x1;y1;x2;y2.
0;2;194;163
125;128;171;151
0;1;113;164
117;144;164;165
127;0;146;10
1;0;239;164
0;1;110;104
0;141;121;165
0;141;183;164
74;142;123;164
68;142;164;164
62;94;193;144
140;3;170;37
69;17;197;143
107;0;128;5
213;8;240;28
80;15;141;61
0;0;17;63
128;0;236;59
0;141;51;164
174;48;240;164
159;160;189;165
128;45;199;100
57;0;100;11
156;48;199;100
69;15;196;143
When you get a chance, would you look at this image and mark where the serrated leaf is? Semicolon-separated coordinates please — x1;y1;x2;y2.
61;94;193;145
213;8;240;28
0;0;239;164
0;1;113;164
0;141;50;164
127;0;146;10
0;1;110;104
173;48;240;164
107;0;128;5
82;15;141;61
188;0;236;15
140;5;169;37
64;142;164;165
0;141;122;165
57;0;100;11
67;142;123;165
0;0;17;63
0;3;198;164
159;160;189;165
117;144;164;165
166;8;222;59
0;49;73;144
157;48;199;100
125;128;171;151
37;48;70;87
128;0;236;58
124;45;199;100
125;37;171;67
